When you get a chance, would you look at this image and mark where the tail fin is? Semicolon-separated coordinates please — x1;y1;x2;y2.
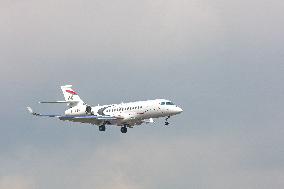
61;85;84;107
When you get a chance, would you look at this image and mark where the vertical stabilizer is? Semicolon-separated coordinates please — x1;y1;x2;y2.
61;85;84;107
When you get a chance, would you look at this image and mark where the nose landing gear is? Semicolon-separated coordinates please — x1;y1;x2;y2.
165;116;170;126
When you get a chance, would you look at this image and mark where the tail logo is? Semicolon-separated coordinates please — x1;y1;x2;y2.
66;90;77;95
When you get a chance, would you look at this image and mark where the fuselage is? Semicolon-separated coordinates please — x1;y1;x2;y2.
64;99;183;126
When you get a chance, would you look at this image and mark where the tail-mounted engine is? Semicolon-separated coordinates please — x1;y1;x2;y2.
85;105;92;114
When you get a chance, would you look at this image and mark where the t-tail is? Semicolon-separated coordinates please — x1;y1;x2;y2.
39;85;84;108
61;85;84;107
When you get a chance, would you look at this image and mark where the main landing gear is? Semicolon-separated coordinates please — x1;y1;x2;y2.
99;125;106;131
121;125;128;133
165;116;170;126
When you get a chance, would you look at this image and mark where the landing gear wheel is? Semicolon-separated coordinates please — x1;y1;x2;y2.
165;116;170;126
99;125;106;131
121;126;127;133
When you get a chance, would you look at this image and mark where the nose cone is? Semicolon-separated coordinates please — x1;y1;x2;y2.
175;107;183;114
177;107;183;114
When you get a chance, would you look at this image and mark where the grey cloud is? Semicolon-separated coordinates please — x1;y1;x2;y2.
0;175;35;189
1;134;283;189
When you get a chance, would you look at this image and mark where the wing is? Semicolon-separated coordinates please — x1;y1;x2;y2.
59;115;117;120
27;107;61;117
59;115;118;124
27;107;118;122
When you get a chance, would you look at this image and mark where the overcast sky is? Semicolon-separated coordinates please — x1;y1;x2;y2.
0;0;284;188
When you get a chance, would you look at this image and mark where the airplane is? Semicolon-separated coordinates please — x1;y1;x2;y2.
27;85;183;133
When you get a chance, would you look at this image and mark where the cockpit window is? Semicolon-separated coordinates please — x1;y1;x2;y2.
166;102;175;105
161;102;165;105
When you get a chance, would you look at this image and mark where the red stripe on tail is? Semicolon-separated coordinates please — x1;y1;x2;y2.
66;90;77;95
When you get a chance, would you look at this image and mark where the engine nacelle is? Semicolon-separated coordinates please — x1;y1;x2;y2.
65;105;92;116
85;105;92;114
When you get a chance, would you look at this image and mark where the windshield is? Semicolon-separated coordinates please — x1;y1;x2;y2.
160;101;175;105
166;102;175;105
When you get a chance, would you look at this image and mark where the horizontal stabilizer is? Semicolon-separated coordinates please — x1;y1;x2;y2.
39;101;80;104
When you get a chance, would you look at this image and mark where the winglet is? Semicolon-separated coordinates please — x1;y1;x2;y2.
27;107;33;114
27;107;38;116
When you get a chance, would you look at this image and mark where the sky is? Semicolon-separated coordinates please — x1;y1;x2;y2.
0;0;284;188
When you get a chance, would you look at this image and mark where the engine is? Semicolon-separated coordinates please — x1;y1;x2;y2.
85;105;92;114
65;105;93;116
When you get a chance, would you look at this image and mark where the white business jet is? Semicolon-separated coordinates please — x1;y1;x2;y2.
27;85;183;133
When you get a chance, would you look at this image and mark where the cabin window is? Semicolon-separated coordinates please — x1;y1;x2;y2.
161;102;165;105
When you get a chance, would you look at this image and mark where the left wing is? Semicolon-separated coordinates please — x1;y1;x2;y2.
59;115;118;120
27;107;118;121
27;107;61;117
